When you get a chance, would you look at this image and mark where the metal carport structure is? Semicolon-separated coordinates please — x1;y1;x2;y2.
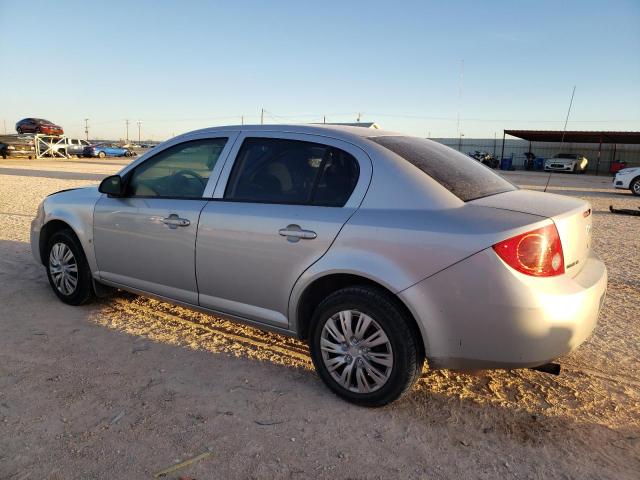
501;130;640;175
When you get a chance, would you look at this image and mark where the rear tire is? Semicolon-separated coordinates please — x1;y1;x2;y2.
631;177;640;196
45;229;94;305
309;286;423;407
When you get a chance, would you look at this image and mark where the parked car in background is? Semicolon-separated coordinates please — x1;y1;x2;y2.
0;135;35;159
16;118;64;135
67;139;91;157
544;153;589;173
83;143;133;158
613;167;640;196
30;125;607;406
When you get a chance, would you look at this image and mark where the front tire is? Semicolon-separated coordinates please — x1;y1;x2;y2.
98;151;106;158
45;229;94;305
631;177;640;196
309;286;423;407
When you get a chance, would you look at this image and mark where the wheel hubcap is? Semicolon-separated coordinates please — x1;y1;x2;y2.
49;243;78;295
320;310;393;393
633;182;640;194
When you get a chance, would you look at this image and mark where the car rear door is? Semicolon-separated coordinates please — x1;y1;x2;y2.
195;131;371;328
93;133;238;304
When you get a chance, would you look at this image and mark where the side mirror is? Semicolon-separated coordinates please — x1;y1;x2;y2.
99;174;125;197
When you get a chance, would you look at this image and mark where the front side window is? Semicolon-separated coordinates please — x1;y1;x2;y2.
224;137;359;206
127;138;227;198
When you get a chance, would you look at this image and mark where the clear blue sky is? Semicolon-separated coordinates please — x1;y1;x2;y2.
1;0;638;140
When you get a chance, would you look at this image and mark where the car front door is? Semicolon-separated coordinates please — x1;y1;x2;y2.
93;133;238;304
195;132;371;328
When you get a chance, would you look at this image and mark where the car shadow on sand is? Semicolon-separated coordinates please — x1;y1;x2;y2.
3;238;639;478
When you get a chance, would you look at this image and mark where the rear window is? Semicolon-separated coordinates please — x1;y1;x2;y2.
369;136;516;202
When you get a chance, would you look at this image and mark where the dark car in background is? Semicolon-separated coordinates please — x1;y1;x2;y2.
0;135;35;159
16;118;64;135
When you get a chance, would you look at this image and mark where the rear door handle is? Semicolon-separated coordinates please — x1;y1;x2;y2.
279;224;317;242
162;214;190;229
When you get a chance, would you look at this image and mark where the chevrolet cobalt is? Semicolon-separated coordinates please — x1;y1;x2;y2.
31;125;607;406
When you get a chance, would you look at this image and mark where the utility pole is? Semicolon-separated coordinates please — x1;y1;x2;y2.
125;119;130;143
137;120;142;143
84;118;89;141
260;108;264;125
3;120;6;135
357;112;361;122
241;115;244;125
323;115;326;124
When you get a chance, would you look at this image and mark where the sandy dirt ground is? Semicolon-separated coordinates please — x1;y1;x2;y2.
0;157;639;479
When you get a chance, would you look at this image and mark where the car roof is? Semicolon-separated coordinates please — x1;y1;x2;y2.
182;124;404;145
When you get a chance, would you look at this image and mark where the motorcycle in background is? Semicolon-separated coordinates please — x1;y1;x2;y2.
468;150;499;169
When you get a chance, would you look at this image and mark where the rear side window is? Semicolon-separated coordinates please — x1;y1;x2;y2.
370;136;516;202
225;138;359;206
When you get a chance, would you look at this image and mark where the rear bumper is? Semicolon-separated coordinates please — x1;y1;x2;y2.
3;150;34;157
400;248;607;370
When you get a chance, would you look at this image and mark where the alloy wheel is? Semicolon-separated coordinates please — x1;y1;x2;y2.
49;242;78;295
320;310;394;393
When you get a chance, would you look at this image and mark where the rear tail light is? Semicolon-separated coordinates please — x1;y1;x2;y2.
492;224;564;277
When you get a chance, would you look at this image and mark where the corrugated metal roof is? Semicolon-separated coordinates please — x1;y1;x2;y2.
504;130;640;144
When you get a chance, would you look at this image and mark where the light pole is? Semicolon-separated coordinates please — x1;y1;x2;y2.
84;118;89;141
458;132;464;152
137;120;141;143
125;119;130;143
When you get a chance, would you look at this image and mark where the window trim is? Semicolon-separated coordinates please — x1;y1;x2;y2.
213;131;370;209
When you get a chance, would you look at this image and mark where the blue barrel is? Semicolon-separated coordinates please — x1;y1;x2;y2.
500;157;513;170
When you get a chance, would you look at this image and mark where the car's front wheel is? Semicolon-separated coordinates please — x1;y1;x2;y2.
309;286;423;407
98;151;106;158
46;229;94;305
631;177;640;196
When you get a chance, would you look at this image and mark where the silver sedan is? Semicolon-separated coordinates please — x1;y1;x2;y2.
30;125;607;406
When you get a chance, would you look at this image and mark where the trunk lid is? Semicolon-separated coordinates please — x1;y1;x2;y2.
470;189;592;277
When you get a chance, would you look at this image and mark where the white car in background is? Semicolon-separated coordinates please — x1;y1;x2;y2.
544;154;589;173
613;167;640;196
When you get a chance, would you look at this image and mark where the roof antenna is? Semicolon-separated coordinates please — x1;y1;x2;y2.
544;85;576;192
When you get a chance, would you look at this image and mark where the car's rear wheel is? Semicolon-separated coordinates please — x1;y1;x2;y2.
46;229;94;305
631;177;640;196
124;150;131;157
98;151;106;158
16;127;23;134
309;286;423;407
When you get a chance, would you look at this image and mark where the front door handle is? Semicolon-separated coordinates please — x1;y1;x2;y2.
279;224;317;242
162;214;190;229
